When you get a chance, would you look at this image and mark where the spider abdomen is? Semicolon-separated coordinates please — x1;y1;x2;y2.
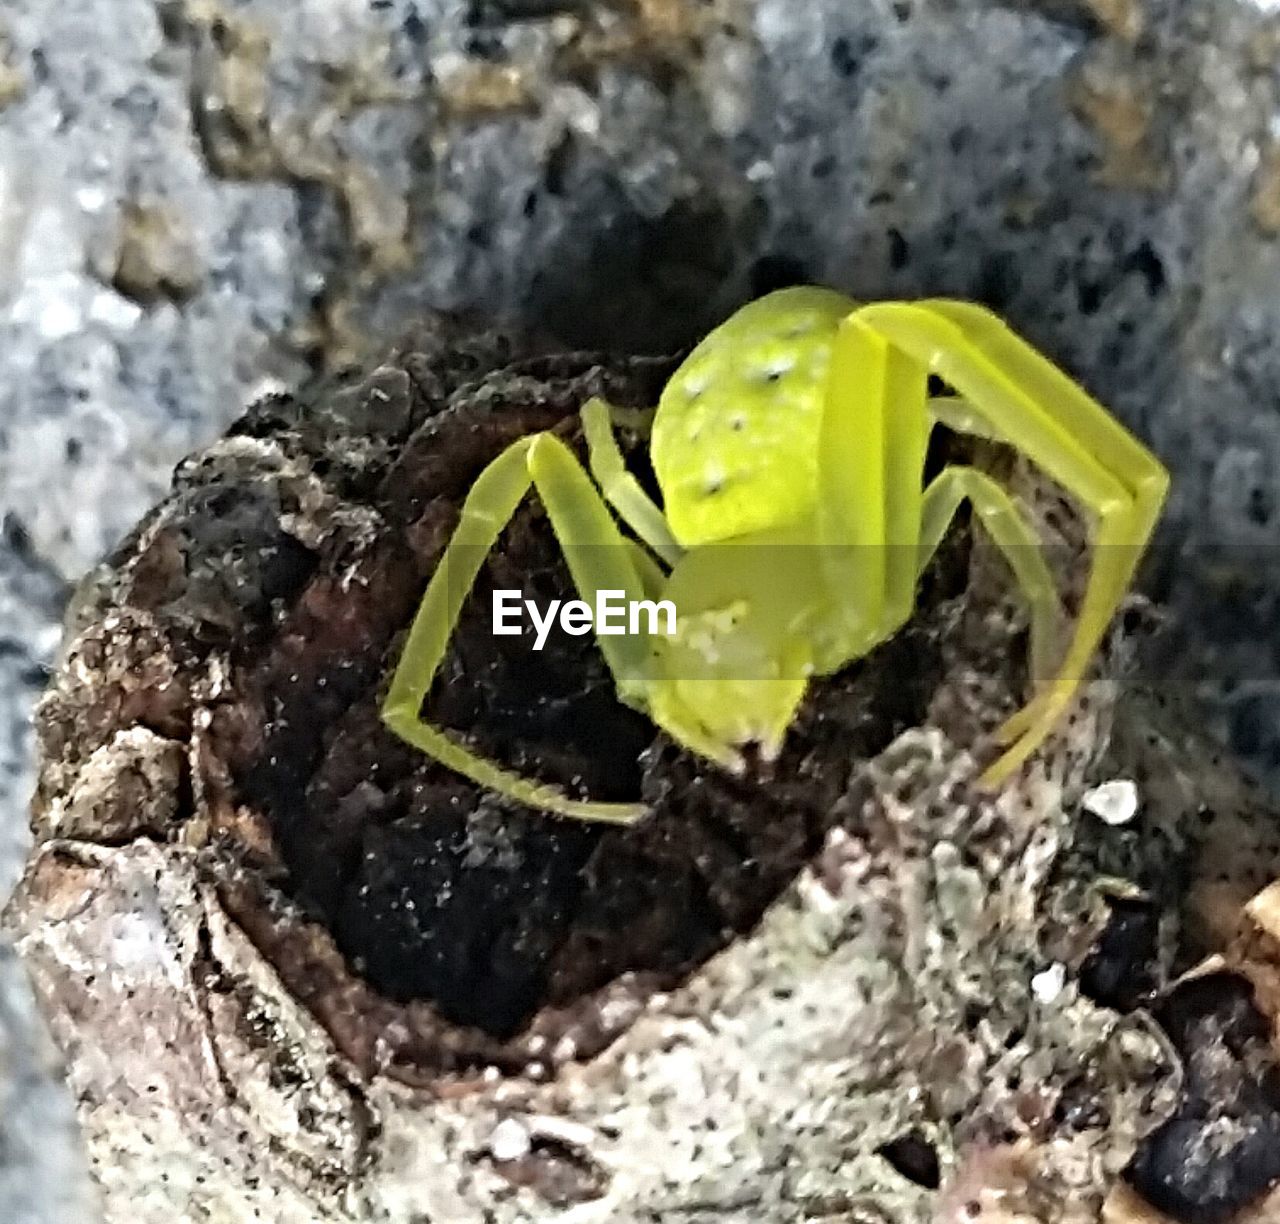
651;286;857;546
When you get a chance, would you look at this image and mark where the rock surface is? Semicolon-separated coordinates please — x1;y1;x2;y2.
7;0;1280;1220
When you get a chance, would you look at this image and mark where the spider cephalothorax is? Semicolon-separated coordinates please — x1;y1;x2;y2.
382;288;1168;822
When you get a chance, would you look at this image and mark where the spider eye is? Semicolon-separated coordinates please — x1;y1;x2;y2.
758;352;797;384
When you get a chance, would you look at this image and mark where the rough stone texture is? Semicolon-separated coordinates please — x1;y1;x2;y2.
7;0;1280;1220
0;941;97;1224
8;327;1280;1224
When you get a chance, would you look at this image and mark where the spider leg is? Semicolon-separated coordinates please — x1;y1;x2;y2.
533;436;747;779
816;311;929;664
923;301;1169;762
928;395;1002;441
382;431;655;823
918;466;1063;686
583;397;683;567
820;327;1060;688
606;403;658;435
852;301;1168;785
626;539;667;600
820;316;1026;656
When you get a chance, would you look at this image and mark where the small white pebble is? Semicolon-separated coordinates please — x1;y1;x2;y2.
1031;962;1066;1004
75;186;109;212
488;1118;532;1163
1082;779;1139;826
33;293;82;340
88;290;142;330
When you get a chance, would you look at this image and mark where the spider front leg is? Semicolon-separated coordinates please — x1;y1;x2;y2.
851;301;1168;785
815;312;926;664
382;430;656;823
817;320;1060;688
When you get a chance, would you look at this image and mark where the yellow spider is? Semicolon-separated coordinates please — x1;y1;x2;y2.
382;288;1168;823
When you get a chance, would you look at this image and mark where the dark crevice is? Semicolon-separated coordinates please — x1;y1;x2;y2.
1079;895;1160;1011
877;1131;941;1189
1128;974;1280;1223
